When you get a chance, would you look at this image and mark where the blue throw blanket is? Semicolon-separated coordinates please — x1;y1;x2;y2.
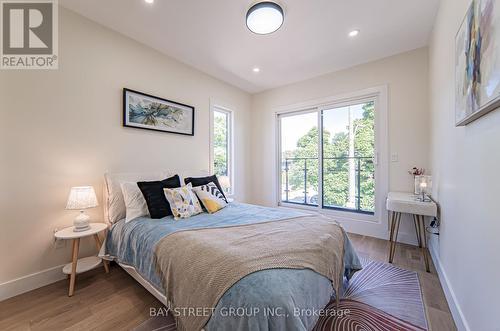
105;202;362;330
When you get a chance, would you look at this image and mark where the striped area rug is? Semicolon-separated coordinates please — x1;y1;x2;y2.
313;258;427;331
134;259;427;331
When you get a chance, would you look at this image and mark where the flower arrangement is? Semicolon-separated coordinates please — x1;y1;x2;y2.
408;167;425;177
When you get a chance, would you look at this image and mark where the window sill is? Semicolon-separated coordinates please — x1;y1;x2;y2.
278;202;378;224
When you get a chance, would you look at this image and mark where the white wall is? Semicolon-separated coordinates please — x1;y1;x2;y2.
0;8;252;289
250;48;430;243
428;0;500;329
6;10;495;330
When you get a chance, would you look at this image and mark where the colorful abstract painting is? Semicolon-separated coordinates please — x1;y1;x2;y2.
123;88;194;135
455;0;500;126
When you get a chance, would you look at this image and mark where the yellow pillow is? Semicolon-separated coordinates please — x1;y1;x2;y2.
193;182;228;213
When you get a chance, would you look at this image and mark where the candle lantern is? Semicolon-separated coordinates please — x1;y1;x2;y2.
415;175;432;202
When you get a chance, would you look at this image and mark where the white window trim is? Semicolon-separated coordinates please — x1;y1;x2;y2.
209;103;234;196
274;86;389;239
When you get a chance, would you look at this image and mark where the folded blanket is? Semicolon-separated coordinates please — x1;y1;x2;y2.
154;214;345;331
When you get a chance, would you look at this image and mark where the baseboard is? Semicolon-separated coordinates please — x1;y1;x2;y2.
428;241;470;331
0;264;66;302
341;221;417;245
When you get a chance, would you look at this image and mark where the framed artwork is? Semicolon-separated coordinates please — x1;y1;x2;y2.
455;0;500;126
123;88;195;135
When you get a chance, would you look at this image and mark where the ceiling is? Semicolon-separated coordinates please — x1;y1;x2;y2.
60;0;439;93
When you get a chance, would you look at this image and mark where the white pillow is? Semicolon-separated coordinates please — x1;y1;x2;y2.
104;170;209;224
121;182;149;223
104;172;170;224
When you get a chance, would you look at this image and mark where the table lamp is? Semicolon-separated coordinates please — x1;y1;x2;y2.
415;175;432;202
66;186;98;232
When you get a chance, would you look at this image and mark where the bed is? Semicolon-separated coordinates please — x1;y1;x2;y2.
100;172;362;331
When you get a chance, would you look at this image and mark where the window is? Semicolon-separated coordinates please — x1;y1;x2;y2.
212;107;233;194
322;101;375;213
280;111;319;205
279;99;376;215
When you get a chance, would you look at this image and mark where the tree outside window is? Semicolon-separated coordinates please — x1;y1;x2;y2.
281;101;375;213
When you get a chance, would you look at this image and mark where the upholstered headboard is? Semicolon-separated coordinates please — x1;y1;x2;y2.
103;170;209;225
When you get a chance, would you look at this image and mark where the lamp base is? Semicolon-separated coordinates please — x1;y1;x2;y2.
417;194;431;202
73;211;91;232
73;225;91;232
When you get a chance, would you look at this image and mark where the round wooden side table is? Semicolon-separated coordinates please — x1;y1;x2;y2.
54;223;109;296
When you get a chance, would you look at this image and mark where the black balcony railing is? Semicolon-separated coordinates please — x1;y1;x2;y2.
282;156;374;214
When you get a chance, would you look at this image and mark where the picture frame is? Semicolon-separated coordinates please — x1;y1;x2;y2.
123;88;195;136
455;0;500;126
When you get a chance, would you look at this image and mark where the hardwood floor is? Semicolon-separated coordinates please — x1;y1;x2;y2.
348;233;456;331
0;234;456;331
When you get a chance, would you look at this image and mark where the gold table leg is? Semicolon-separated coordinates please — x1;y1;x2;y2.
389;212;430;272
388;211;401;263
418;215;430;272
388;211;395;261
413;214;422;248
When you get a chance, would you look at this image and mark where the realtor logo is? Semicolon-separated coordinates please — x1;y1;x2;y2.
1;0;58;69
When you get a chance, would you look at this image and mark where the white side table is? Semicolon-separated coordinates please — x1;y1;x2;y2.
54;223;109;296
386;192;437;272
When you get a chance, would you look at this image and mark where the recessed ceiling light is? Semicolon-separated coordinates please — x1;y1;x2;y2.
349;29;360;37
144;0;154;4
253;67;261;73
246;2;284;35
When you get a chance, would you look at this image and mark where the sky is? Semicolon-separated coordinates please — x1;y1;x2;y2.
281;103;366;153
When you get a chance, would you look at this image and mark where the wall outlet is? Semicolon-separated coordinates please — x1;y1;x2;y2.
391;152;398;162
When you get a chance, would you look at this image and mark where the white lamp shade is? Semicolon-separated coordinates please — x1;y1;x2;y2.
218;176;231;189
66;186;98;210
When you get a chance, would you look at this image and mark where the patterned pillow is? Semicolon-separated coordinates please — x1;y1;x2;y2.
184;175;227;202
163;183;203;220
193;182;228;213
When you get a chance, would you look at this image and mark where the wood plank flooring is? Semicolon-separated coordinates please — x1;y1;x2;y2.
0;233;456;331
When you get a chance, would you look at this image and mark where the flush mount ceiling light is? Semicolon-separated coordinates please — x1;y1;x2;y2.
349;29;360;37
246;2;284;35
144;0;154;4
252;67;261;73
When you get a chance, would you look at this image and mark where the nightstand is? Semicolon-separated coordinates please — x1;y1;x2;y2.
386;192;437;272
54;223;109;296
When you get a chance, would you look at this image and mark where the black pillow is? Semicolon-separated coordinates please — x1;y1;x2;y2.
184;175;227;202
137;175;181;219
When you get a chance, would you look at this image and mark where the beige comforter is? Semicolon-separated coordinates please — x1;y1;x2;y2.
154;214;345;331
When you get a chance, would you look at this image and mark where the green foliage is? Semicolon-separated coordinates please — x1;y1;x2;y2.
287;128;319;197
284;102;375;212
214;114;228;176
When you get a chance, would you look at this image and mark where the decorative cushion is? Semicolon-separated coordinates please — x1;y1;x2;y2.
163;183;203;220
121;182;149;223
137;175;181;219
193;182;228;213
104;171;172;224
184;175;227;202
